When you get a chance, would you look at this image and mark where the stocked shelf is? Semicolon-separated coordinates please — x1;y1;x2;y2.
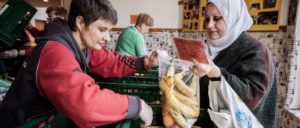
181;0;282;32
247;0;282;31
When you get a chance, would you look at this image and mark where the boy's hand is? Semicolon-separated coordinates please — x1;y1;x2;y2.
148;50;158;67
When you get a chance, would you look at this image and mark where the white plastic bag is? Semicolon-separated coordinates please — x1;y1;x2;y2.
208;77;263;128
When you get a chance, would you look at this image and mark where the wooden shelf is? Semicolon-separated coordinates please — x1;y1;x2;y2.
248;0;282;31
181;0;282;32
182;0;206;32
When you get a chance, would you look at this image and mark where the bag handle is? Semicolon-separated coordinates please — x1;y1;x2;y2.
208;80;220;112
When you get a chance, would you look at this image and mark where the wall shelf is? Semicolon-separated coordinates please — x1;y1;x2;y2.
181;0;282;32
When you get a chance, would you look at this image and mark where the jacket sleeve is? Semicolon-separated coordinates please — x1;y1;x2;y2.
37;42;141;127
88;48;151;78
26;27;44;37
220;44;274;110
23;47;33;56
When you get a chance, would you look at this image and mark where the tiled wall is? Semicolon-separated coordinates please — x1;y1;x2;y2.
108;30;299;127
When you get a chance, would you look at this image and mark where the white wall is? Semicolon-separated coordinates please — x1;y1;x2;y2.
31;0;291;28
30;7;48;26
110;0;181;28
62;0;71;12
280;0;289;25
30;0;72;26
0;2;5;7
296;0;300;40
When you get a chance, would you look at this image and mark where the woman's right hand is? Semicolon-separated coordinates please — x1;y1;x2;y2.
191;58;221;78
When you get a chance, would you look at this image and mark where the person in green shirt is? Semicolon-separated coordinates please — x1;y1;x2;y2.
115;13;154;57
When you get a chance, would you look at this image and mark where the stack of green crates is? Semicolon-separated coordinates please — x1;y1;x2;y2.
97;69;163;127
0;0;37;51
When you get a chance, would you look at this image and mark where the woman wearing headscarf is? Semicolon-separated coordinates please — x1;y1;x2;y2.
192;0;278;127
0;0;156;127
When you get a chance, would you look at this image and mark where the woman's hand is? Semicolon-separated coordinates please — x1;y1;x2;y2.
148;50;159;67
191;58;221;78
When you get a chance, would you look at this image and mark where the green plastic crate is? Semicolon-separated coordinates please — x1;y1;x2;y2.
97;68;163;127
101;105;162;128
98;82;160;105
18;105;163;128
18;110;75;128
136;70;159;77
111;70;159;84
111;76;158;84
0;0;37;51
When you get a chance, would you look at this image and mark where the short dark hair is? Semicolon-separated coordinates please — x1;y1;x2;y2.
46;6;56;14
68;0;118;31
56;7;68;19
46;6;68;19
135;13;154;27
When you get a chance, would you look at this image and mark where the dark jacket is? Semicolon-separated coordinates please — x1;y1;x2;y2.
196;32;278;128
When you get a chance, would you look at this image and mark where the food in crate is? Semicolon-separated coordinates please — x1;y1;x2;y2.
159;56;200;128
134;72;144;77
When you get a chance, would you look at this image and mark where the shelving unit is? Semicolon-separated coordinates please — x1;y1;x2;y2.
247;0;282;31
182;0;206;32
181;0;282;32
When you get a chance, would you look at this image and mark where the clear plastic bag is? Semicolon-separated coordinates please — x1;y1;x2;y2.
158;50;200;128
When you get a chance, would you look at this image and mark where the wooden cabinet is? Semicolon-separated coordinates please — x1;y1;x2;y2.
181;0;282;32
182;0;206;32
247;0;282;31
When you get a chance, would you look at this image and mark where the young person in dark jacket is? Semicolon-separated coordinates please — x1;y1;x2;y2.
191;0;278;127
0;0;157;127
0;6;68;59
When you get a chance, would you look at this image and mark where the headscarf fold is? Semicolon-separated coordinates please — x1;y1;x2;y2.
206;0;253;59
